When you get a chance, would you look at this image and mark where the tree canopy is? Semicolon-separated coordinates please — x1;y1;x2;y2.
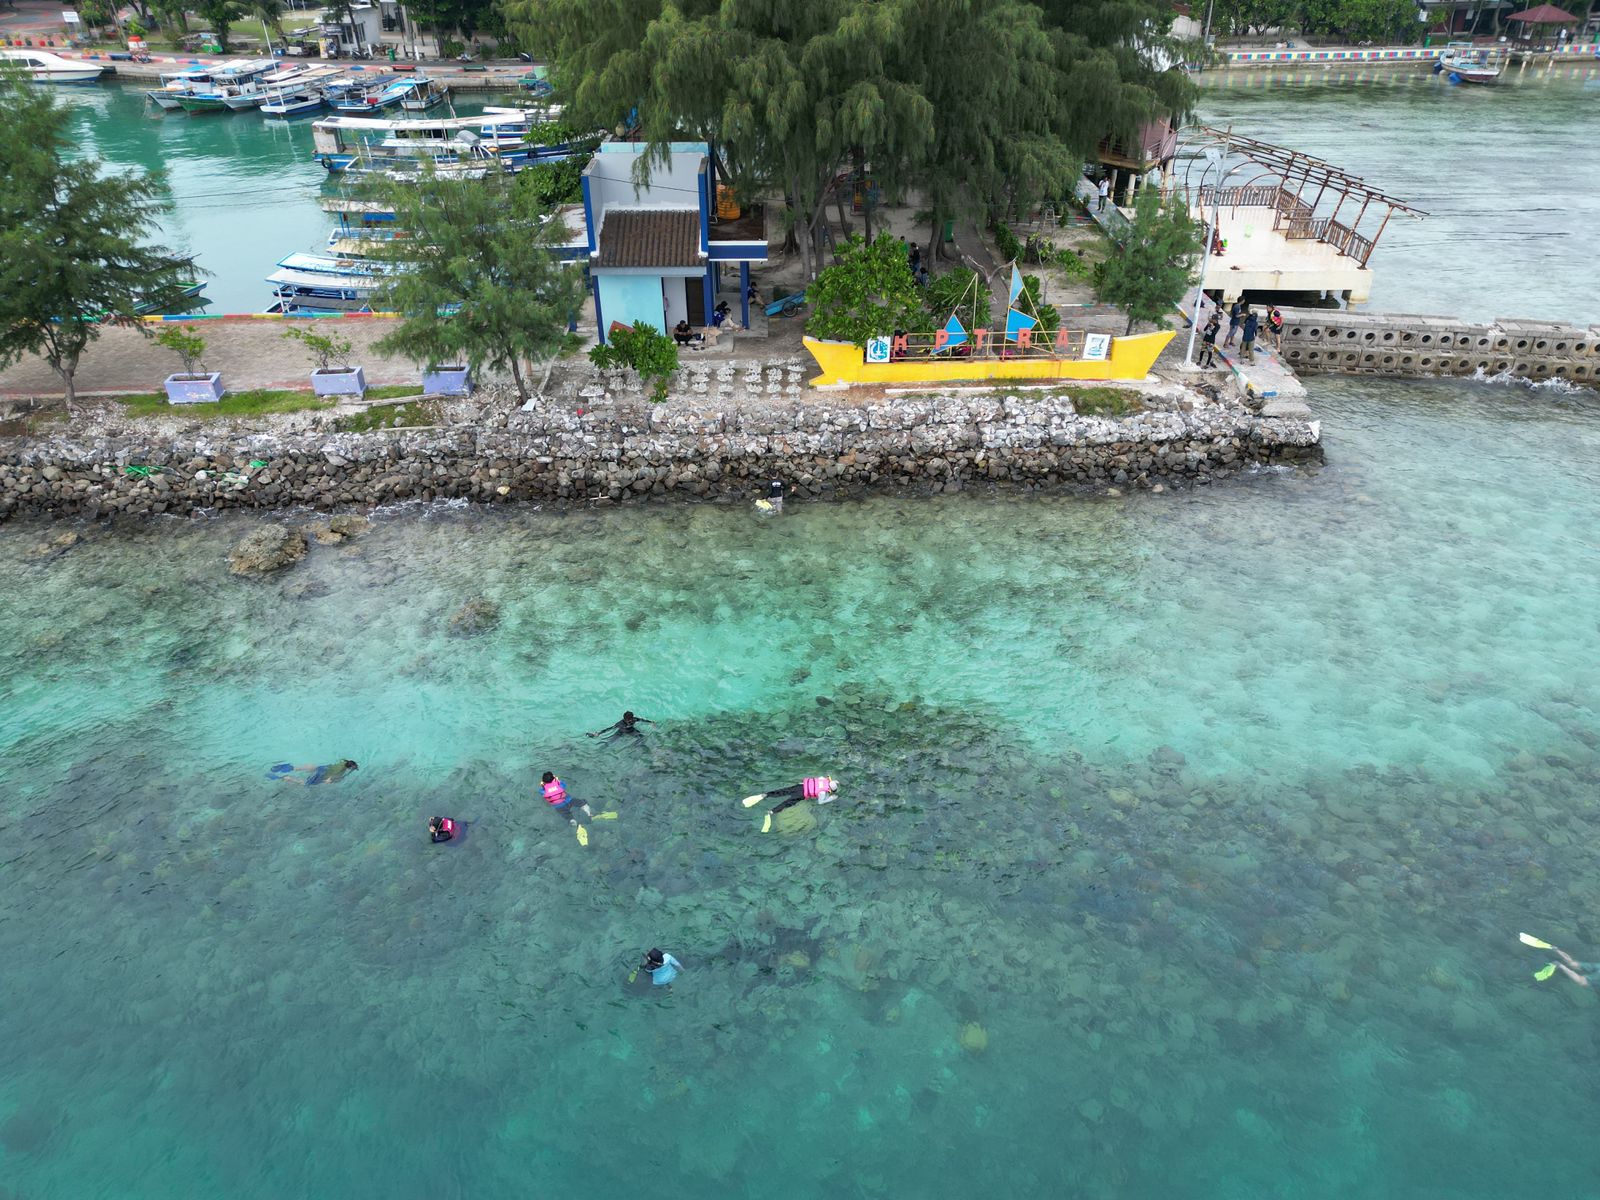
508;0;1193;278
805;234;930;344
1092;185;1201;334
0;71;200;405
360;169;585;401
1208;0;1427;42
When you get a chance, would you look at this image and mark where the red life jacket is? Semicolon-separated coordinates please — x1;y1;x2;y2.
542;777;567;805
802;776;834;799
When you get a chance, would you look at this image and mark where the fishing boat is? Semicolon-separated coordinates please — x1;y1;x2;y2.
1434;41;1504;84
801;330;1175;388
310;112;564;172
398;75;449;111
258;66;343;117
133;281;207;315
146;65;215;109
176;58;276;113
326;72;410;113
0;47;105;84
265;251;400;313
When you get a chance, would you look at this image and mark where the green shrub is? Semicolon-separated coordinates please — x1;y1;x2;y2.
154;325;207;376
924;267;992;331
589;323;679;402
282;326;354;371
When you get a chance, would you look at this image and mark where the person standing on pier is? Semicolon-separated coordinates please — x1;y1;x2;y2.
1223;300;1243;347
1198;315;1221;369
1240;309;1261;364
1267;306;1285;353
1097;178;1110;212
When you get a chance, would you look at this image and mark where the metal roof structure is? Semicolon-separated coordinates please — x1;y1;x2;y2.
1178;124;1427;268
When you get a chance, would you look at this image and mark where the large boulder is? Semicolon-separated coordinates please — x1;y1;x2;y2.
229;524;307;576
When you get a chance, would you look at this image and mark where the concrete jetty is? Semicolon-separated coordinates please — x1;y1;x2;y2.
1274;309;1599;384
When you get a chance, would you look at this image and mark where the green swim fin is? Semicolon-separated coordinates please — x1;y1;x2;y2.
742;793;766;808
1534;963;1557;981
576;824;589;846
594;811;619;820
761;813;772;833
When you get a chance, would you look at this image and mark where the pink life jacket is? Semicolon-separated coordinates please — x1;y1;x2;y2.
802;776;833;799
542;777;567;805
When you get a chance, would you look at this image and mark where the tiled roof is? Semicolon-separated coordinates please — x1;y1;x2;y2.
597;209;702;269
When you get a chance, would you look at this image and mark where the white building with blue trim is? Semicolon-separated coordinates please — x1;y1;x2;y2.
579;142;769;343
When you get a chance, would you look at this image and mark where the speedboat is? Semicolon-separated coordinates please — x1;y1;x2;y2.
0;47;105;84
1434;42;1503;84
146;65;214;109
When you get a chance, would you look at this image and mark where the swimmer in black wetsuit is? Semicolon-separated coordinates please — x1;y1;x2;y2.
587;711;652;739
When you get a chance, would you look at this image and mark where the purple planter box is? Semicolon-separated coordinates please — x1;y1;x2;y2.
311;365;366;398
421;365;472;396
164;373;224;404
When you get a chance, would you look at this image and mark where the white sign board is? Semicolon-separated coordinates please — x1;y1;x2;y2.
62;9;82;22
865;336;892;364
1083;333;1111;362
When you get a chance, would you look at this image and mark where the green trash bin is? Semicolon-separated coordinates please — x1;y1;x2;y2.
387;45;395;61
942;219;955;243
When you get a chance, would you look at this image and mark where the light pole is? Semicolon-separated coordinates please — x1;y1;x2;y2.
1183;146;1239;368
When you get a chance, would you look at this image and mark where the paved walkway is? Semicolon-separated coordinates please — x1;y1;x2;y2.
0;319;419;399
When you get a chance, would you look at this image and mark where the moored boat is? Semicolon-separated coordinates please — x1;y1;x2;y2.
146;65;213;108
398;76;449;111
0;47;105;84
175;58;275;113
258;65;342;116
1434;41;1504;84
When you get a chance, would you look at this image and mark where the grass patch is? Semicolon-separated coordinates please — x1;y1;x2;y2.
112;384;424;420
333;399;440;433
1068;387;1143;417
115;388;336;418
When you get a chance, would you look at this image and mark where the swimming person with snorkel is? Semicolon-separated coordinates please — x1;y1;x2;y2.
1522;932;1600;986
586;711;652;739
269;760;358;786
741;776;840;833
541;771;617;845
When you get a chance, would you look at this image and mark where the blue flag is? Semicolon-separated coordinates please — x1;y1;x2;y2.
939;314;968;353
1004;308;1039;343
1008;265;1023;303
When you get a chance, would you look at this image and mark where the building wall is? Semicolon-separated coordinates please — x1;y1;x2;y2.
585;143;707;245
597;275;666;336
663;278;688;328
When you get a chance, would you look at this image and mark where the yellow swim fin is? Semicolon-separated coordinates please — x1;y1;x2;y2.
761;813;772;833
594;811;619;820
1534;963;1557;981
741;793;766;808
576;824;589;846
1519;932;1555;950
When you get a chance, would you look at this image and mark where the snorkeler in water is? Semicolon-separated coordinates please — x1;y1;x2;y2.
269;760;358;786
586;711;653;739
741;776;840;833
1523;932;1600;987
429;816;457;843
630;947;682;987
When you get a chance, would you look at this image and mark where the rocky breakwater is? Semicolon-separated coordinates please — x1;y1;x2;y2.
0;370;1320;520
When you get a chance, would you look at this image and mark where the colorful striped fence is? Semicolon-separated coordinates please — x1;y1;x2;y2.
1221;42;1599;66
137;312;401;322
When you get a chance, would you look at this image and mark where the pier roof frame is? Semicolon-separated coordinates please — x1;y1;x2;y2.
1179;124;1426;268
1187;125;1428;220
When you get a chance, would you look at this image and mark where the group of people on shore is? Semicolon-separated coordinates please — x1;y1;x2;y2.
275;711;844;991
1198;300;1283;368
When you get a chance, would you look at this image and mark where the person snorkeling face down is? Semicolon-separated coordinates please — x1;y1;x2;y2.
428;816;455;842
541;771;594;822
278;759;358;786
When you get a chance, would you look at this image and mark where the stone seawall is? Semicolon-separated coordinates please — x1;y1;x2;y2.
1277;308;1599;384
0;388;1320;520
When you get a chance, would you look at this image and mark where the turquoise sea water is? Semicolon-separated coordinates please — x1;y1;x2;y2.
5;373;1600;1197
1200;68;1600;324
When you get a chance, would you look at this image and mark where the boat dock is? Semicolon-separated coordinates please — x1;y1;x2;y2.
70;52;537;93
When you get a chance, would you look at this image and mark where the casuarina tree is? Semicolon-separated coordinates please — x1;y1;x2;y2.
1092;186;1201;334
360;167;585;403
0;71;201;408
